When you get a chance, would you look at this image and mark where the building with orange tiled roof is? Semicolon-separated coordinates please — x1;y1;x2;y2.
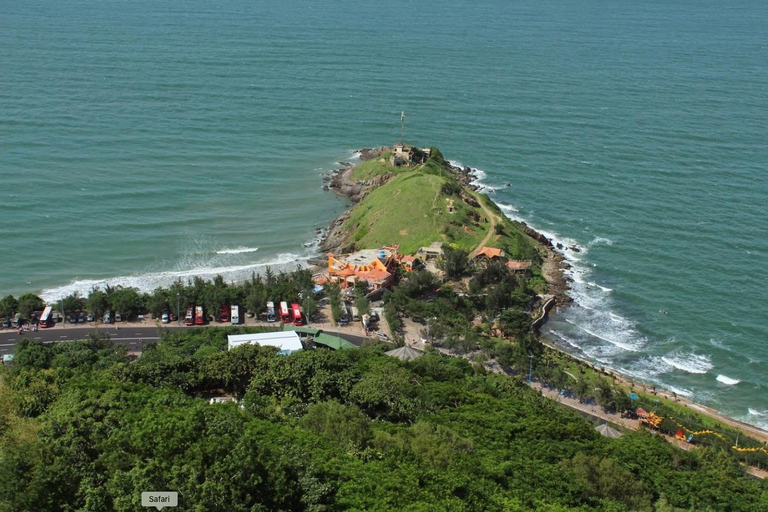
323;246;399;290
475;247;505;260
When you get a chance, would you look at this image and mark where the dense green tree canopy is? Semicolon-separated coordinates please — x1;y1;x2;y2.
0;328;766;511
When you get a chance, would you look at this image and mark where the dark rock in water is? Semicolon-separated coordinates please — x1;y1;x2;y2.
505;182;512;188
322;185;330;191
520;222;553;248
569;246;581;253
323;175;331;182
556;243;564;250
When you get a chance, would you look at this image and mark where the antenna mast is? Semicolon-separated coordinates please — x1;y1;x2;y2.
400;111;405;143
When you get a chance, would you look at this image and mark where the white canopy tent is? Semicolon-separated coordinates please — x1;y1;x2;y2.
227;331;303;355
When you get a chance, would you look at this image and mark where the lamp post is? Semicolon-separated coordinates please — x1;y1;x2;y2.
528;353;534;384
176;293;181;326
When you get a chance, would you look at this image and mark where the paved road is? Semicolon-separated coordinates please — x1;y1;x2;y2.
0;324;368;355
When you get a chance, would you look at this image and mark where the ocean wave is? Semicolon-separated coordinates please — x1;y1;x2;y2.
448;161;500;192
666;385;694;398
40;252;306;302
716;375;740;386
589;236;613;246
216;246;260;255
564;318;643;352
748;408;767;416
661;350;714;375
589;282;613;293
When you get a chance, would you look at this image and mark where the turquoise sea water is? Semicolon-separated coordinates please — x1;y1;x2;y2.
2;0;767;427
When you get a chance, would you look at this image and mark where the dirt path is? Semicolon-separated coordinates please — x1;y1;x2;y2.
470;193;500;257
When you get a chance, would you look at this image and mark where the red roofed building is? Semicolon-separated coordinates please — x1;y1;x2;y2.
475;247;505;260
506;260;532;274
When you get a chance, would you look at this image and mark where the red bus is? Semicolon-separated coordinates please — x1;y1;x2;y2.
291;303;303;326
279;301;291;323
219;306;230;323
194;306;205;325
39;306;53;328
184;307;194;326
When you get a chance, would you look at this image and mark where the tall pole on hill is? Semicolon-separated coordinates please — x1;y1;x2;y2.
400;111;405;143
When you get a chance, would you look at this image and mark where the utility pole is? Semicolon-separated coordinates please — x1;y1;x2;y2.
177;293;181;326
528;354;534;383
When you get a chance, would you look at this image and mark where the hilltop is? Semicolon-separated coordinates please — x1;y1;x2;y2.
321;145;568;297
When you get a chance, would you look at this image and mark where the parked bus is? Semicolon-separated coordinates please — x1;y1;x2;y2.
291;303;303;326
350;306;360;322
266;301;276;322
39;306;53;328
194;306;205;325
230;305;241;325
184;307;194;326
219;306;230;323
279;301;291;323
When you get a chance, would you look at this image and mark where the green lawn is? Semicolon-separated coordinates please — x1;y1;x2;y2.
350;152;402;180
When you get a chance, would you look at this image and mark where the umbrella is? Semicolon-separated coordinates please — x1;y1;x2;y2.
595;423;623;438
385;345;423;361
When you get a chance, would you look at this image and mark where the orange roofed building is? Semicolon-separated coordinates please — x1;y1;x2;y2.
323;245;399;290
475;247;505;260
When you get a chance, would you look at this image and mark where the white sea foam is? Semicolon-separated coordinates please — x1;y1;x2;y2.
216;247;260;255
589;236;613;246
565;318;642;352
661;350;714;375
748;408;767;416
716;375;740;385
589;282;613;293
40;253;306;302
666;385;694;398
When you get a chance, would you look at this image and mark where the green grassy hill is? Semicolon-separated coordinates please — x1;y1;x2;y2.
341;150;541;262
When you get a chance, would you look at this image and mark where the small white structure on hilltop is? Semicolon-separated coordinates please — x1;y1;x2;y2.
227;331;303;355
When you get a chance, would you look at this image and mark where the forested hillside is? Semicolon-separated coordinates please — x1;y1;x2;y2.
1;329;766;511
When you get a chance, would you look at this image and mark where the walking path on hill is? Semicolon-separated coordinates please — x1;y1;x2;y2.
469;193;500;258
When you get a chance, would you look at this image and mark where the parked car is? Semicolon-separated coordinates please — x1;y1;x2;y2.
376;332;389;341
1;318;9;328
115;312;122;322
70;313;78;323
103;310;113;324
87;312;94;322
78;312;85;323
161;312;170;324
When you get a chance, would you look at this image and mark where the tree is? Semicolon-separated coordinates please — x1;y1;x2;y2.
61;292;86;317
109;287;143;320
299;401;371;448
496;309;531;339
16;293;44;321
0;295;18;318
437;245;470;280
87;289;109;319
383;303;401;333
145;287;170;318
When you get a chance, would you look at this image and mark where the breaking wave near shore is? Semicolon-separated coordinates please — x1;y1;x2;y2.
464;162;766;424
40;251;306;303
